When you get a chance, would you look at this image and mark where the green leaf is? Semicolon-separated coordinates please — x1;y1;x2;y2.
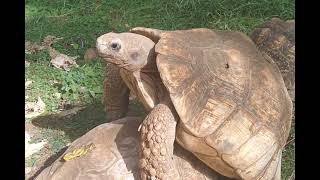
71;43;79;49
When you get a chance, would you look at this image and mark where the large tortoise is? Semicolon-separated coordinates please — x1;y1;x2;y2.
250;18;295;125
34;117;229;180
96;27;292;180
103;19;295;117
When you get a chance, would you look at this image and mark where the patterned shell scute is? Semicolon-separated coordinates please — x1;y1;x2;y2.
35;117;232;180
44;118;140;180
250;18;295;101
155;29;255;137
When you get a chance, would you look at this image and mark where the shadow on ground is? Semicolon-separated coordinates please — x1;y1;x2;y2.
32;102;107;142
32;100;145;141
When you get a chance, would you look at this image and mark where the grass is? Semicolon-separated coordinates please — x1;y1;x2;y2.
26;60;104;112
25;0;295;179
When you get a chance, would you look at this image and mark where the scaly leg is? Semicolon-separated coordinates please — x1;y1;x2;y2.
103;62;130;121
139;103;180;180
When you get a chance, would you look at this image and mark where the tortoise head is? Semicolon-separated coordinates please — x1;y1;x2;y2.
96;32;155;71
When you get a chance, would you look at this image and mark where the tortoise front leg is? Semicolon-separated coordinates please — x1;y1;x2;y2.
103;62;130;121
139;103;180;180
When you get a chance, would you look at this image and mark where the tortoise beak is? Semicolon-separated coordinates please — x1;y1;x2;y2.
96;44;108;57
96;45;122;66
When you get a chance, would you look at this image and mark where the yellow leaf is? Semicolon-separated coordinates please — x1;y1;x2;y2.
63;143;95;161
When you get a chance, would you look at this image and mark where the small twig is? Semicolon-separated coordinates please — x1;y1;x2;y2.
285;138;295;147
80;39;84;48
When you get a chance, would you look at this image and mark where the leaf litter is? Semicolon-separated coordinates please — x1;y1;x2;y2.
26;35;79;71
25;97;46;119
49;47;79;71
25;60;30;67
25;80;33;88
25;41;45;54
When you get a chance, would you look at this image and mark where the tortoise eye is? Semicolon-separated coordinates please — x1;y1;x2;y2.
110;42;121;50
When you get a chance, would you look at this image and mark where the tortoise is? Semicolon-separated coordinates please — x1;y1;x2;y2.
96;27;292;180
250;17;295;102
250;17;295;127
34;117;230;180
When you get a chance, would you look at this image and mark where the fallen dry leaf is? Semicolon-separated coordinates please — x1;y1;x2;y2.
25;80;33;88
25;97;46;119
48;47;60;58
25;167;32;174
48;47;79;71
42;35;63;47
84;48;98;62
25;41;45;54
25;35;62;55
25;131;47;158
25;49;31;55
26;36;79;71
51;54;79;71
25;60;30;67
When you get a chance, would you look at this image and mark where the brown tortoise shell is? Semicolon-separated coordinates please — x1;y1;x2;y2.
153;28;292;179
